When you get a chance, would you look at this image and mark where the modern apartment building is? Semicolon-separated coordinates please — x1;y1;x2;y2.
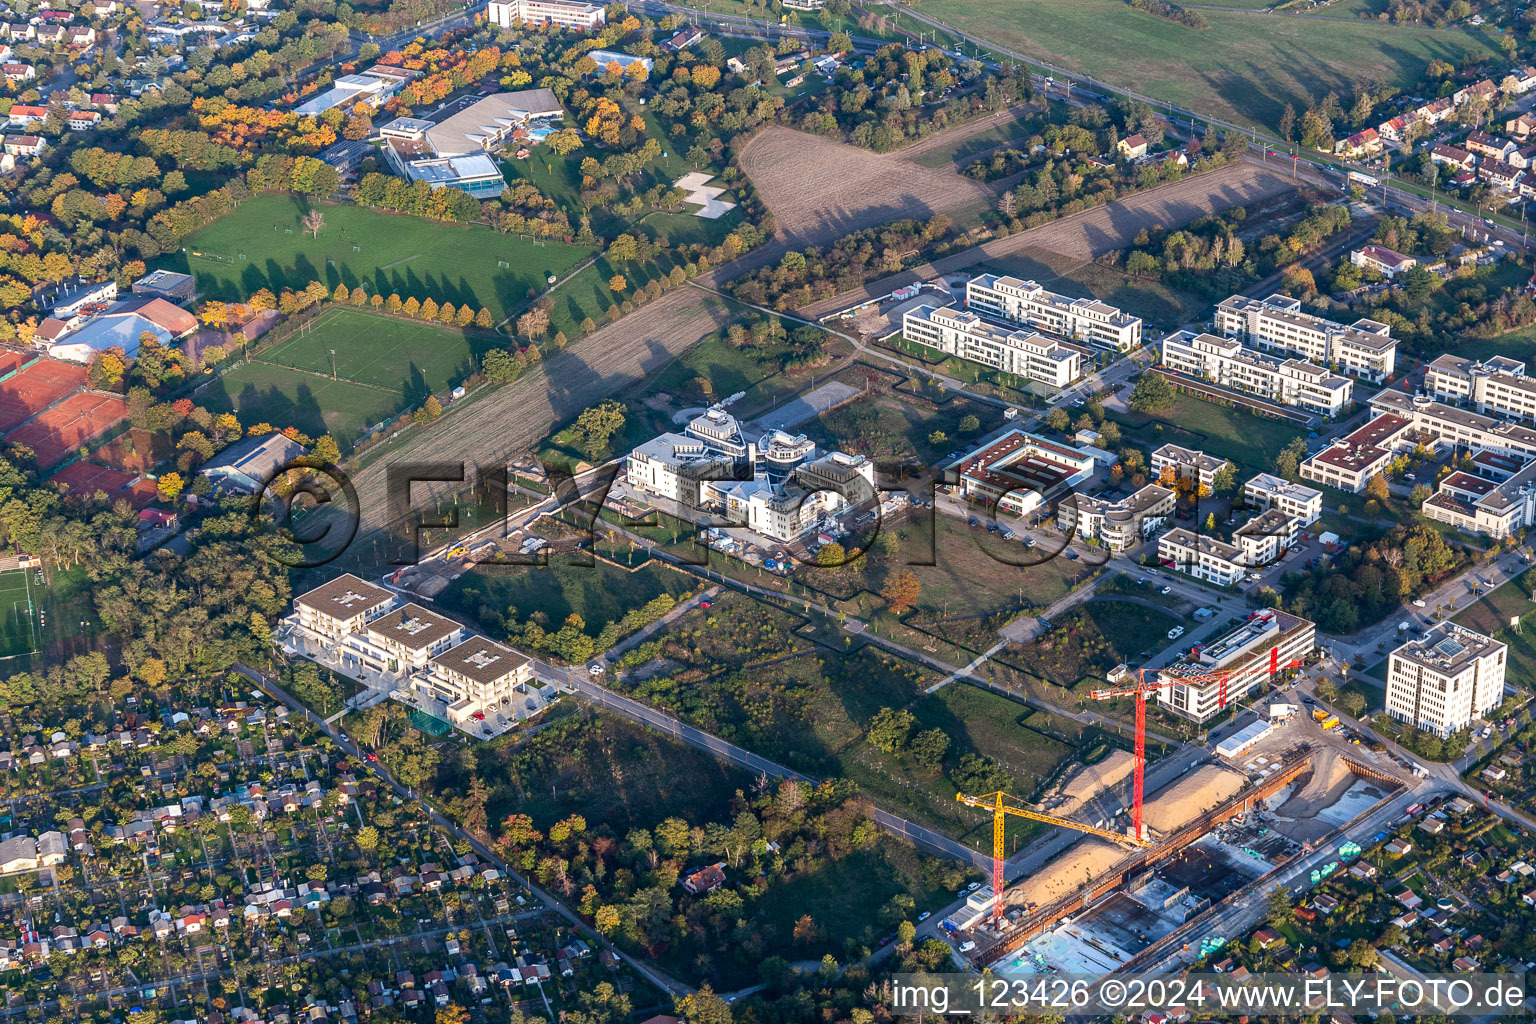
1386;623;1507;737
1215;294;1397;383
1243;473;1322;526
1156;508;1298;586
422;637;535;726
965;274;1143;352
952;429;1099;518
625;407;874;543
1426;354;1536;425
293;575;395;642
1160;330;1353;416
1155;610;1315;723
1150;443;1226;492
1421;461;1536;539
902;305;1084;387
362;603;465;675
485;0;606;30
1369;389;1536;461
1055;483;1175;551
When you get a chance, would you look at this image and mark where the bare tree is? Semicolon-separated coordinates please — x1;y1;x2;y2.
302;210;325;238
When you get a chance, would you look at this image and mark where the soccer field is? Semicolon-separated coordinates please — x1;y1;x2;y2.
260;307;489;400
0;569;41;661
200;308;487;445
167;194;592;323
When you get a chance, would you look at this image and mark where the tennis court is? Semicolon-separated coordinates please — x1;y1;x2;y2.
0;359;87;433
49;461;137;501
0;568;42;660
8;392;129;469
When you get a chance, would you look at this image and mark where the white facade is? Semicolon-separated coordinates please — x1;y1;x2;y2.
965;274;1142;353
1215;294;1397;383
1157;610;1315;723
1386;623;1507;738
903;304;1083;387
1243;473;1322;526
1150;443;1226;492
953;429;1098;517
293;575;395;642
423;637;534;725
1426;354;1536;426
1160;330;1353;415
625;408;873;543
485;0;606;30
1056;484;1174;550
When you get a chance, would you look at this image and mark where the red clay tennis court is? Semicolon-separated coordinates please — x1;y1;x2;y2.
48;461;138;500
0;359;89;433
9;392;130;469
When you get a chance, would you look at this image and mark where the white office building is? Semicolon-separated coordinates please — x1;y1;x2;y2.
1156;610;1315;723
1243;473;1322;526
625;407;874;543
965;274;1143;352
1425;354;1536;426
902;304;1084;387
1160;330;1353;416
1157;508;1299;585
485;0;606;31
1386;623;1507;737
1215;294;1397;383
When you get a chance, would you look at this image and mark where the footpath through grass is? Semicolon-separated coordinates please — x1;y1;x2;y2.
166;194;592;323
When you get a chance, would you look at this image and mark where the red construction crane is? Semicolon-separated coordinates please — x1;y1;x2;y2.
1089;648;1302;839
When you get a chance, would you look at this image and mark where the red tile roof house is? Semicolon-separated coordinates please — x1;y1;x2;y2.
683;863;726;895
1337;128;1381;157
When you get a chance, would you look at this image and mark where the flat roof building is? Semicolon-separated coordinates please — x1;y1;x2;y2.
294;574;395;641
200;433;306;494
1156;610;1315;722
902;304;1084;387
1160;330;1353;416
1387;623;1506;737
363;603;465;674
485;0;606;31
965;273;1142;352
425;637;534;725
131;269;195;301
1215;293;1397;383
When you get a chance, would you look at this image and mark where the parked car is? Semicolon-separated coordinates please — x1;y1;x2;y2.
1167;626;1185;640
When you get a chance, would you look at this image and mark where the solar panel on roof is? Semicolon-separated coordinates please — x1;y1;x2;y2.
1435;637;1465;658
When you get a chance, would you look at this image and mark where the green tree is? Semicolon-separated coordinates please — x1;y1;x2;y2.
1128;371;1175;411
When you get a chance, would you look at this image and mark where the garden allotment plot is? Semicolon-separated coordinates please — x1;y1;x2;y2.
0;568;41;660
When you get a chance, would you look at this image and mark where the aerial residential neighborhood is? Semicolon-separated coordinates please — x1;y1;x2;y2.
11;0;1536;1019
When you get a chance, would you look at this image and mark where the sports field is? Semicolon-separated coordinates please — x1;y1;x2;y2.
167;194;592;323
923;0;1500;131
197;307;488;445
0;568;42;661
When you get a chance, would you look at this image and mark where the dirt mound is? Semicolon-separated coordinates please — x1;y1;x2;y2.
1008;839;1128;907
1274;747;1354;820
1042;750;1137;816
1142;765;1245;835
739;127;990;249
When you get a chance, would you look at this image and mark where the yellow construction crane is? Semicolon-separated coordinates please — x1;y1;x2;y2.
955;791;1151;924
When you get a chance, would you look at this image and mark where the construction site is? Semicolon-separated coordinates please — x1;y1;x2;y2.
938;614;1414;977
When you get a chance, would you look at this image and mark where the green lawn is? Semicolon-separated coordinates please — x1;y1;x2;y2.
259;306;493;402
1454;578;1536;695
907;109;1047;169
922;0;1501;132
196;358;403;446
0;568;41;661
165;194;592;323
440;558;694;640
1110;390;1308;473
983;251;1214;330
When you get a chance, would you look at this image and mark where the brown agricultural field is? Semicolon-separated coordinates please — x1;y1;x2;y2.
739;127;992;248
